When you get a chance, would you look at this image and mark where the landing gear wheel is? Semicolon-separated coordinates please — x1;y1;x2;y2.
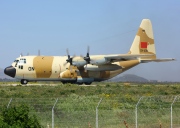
84;82;92;85
76;82;83;85
21;79;28;85
61;81;66;84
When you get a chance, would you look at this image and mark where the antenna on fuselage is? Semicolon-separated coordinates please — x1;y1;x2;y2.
38;50;40;56
20;53;23;57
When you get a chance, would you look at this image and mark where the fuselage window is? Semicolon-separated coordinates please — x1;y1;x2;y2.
18;65;23;69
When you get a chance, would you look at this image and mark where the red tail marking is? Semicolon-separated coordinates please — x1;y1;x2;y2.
141;42;148;48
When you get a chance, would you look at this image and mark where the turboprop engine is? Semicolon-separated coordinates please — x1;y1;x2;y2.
72;57;108;67
89;57;108;65
64;47;110;68
84;64;122;71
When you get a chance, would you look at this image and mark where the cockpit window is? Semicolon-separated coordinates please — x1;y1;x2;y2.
19;58;26;64
15;60;19;67
14;60;18;63
14;58;26;68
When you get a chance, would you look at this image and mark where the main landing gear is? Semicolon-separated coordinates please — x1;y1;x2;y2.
75;82;92;85
84;82;92;85
62;81;92;85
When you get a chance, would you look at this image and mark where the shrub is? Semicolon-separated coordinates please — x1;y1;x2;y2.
105;84;111;87
0;104;42;128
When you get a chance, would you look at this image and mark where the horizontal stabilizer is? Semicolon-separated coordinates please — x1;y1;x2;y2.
105;54;154;62
140;58;175;63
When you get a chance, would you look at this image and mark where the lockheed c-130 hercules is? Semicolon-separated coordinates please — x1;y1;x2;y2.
4;19;175;85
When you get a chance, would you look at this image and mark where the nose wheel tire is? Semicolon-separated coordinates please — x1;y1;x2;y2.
21;79;28;85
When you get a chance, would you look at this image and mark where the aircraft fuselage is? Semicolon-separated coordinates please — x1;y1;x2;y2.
4;55;140;84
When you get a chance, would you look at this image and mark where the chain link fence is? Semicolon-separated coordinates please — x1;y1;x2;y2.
0;95;180;128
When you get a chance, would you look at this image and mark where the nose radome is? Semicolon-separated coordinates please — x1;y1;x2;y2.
4;66;16;78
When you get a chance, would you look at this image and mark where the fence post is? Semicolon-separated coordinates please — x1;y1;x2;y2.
96;98;103;128
171;96;177;128
135;96;143;128
52;98;58;128
7;98;12;108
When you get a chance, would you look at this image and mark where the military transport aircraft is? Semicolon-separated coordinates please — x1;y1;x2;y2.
4;19;174;85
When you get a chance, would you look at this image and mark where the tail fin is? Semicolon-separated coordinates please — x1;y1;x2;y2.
129;19;156;59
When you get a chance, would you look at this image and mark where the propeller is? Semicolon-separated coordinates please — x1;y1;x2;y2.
83;46;91;64
64;46;92;72
65;49;73;65
63;49;76;72
83;46;91;72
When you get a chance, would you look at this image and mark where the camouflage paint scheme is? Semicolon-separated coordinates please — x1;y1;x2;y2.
12;56;139;82
4;19;174;84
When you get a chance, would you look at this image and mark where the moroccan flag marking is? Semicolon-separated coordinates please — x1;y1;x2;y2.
141;42;148;48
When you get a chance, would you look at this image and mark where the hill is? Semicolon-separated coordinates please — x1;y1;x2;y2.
0;68;5;78
109;74;149;82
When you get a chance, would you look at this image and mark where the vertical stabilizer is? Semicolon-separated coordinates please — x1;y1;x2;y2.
129;19;156;59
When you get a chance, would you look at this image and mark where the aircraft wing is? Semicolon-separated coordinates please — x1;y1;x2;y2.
104;54;154;62
140;58;175;63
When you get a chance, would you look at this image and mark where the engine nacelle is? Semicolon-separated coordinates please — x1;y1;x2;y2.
90;57;107;65
71;57;87;67
72;60;87;67
84;64;122;71
72;57;108;67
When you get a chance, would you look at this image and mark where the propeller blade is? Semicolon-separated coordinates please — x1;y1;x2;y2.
66;49;70;58
84;46;91;64
87;45;90;56
63;61;68;66
65;48;75;66
66;48;69;55
80;54;84;58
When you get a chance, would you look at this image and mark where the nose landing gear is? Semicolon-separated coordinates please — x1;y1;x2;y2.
21;79;28;85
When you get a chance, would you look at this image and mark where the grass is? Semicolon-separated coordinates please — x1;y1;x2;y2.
0;82;180;98
0;82;180;127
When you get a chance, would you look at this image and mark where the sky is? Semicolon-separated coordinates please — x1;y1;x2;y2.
0;0;179;82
